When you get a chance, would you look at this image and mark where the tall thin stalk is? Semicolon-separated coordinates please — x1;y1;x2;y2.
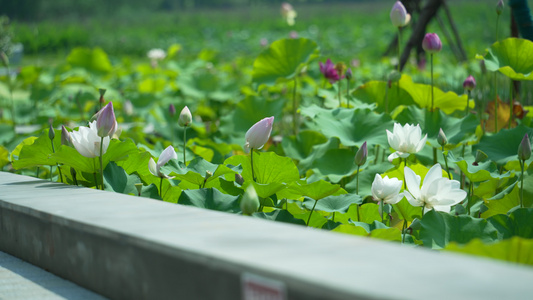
430;54;435;111
183;126;187;166
99;137;105;190
292;77;298;135
250;149;256;182
306;199;318;226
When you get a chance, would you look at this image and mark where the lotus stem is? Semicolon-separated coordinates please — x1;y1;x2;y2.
183;126;187;166
496;14;500;42
346;79;350;107
380;201;384;223
293;77;298;135
99;137;104;190
466;90;470;117
430;54;434;112
397;28;402;74
442;146;451;180
306;199;318;226
338;81;342;107
160;177;164;198
356;165;360;195
509;79;513;129
251;148;256;182
93;172;99;190
520;159;525;209
49;134;63;183
433;147;437;164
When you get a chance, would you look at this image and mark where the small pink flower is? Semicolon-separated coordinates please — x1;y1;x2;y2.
319;59;343;84
422;33;442;54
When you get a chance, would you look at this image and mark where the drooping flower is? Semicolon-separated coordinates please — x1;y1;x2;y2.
404;164;466;214
422;33;442;54
390;1;411;28
148;145;177;178
70;121;110;158
244;117;274;153
178;106;192;127
96;102;116;138
281;2;297;26
463;75;476;91
319;59;343;84
371;174;403;205
387;123;427;162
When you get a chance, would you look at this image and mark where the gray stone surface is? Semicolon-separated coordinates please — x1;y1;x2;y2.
0;250;106;299
1;171;533;300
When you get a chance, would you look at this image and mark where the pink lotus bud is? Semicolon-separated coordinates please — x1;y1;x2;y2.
496;0;504;15
244;116;274;152
463;75;476;91
169;103;176;116
390;1;411;28
345;68;353;80
422;33;442;54
518;134;531;161
96;102;117;138
354;141;367;166
178;106;192;127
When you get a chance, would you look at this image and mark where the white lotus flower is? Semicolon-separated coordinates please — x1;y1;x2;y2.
387;123;427;162
390;1;411;28
404;164;466;214
149;146;177;178
147;48;166;61
244;117;274;153
371;174;403;205
70;121;110;158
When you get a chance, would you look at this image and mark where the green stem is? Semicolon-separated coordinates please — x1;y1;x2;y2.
93;172;99;190
442;146;451;180
338;80;342;107
430;54;434;112
466;90;470;117
99;137;104;190
495;73;499;132
160;177;163;198
332;212;335;222
50;136;63;183
6;64;16;132
374;145;380;164
306;199;318;226
509;79;513;129
36;167;40;178
401;220;407;244
520;160;525;209
183;126;187;166
356;205;360;221
346;78;350;107
356;165;360;195
251;149;256;182
496;14;500;42
403;158;407;190
461;144;466;189
433;147;437;165
293;77;298;135
380;201;384;223
49;166;53;181
397;27;402;74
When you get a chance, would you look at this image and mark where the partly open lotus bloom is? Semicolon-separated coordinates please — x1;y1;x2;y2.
390;1;411;28
387;123;427;162
244;116;274;153
97;102;117;138
422;33;442;54
404;164;466;214
319;59;343;84
149;145;177;178
70;121;110;158
371;174;403;205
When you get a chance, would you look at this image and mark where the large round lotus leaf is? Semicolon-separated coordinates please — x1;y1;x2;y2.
67;47;112;73
473;125;533;165
479;38;533;80
252;38;319;86
445;237;533;266
352;80;415;113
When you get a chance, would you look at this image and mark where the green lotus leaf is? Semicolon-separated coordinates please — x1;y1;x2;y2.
224;151;300;185
302;194;362;213
67;47;112;73
252;38;319;86
479;38;533;80
287;180;343;201
178;188;240;213
487;208;533;240
445;237;533;266
473;125;533;165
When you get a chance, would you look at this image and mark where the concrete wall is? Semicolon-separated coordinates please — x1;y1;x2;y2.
1;171;532;299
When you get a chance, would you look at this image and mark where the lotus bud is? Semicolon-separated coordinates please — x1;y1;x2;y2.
241;185;260;215
496;0;504;15
518;134;531;161
390;1;411;28
235;173;244;186
48;124;55;141
422;33;442;54
463;75;476;91
96;102;117;138
345;68;353;80
205;170;213;181
437;128;447;147
473;150;488;166
169;103;176;117
244;116;274;153
354;142;368;166
61;125;71;146
178;106;192;127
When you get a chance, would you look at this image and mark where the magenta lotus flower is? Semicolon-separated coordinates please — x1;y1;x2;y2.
422;33;442;54
463;75;476;91
96;102;117;138
244;116;274;153
390;1;411;28
319;59;343;84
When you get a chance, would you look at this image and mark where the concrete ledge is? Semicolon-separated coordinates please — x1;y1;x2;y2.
1;171;532;299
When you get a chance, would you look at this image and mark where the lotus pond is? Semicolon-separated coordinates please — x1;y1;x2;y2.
1;1;533;267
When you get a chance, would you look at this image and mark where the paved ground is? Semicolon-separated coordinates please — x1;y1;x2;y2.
0;251;106;300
